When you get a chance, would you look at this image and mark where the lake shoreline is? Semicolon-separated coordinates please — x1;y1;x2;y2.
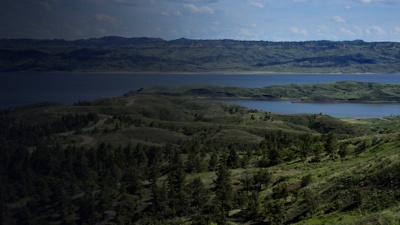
2;73;400;117
204;96;400;104
4;70;398;75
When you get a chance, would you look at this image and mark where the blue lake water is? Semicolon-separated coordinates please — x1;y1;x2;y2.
213;100;400;118
1;72;400;118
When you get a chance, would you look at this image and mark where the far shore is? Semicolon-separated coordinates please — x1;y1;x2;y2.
15;70;399;75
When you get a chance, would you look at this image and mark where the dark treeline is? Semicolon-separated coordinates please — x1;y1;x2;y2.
0;112;99;146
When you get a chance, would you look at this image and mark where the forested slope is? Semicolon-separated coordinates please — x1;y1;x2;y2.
2;93;400;224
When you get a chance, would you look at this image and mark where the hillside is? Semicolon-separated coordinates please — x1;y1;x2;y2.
139;81;400;103
2;93;400;224
1;37;400;73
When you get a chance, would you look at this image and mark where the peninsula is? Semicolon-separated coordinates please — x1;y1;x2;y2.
136;81;400;103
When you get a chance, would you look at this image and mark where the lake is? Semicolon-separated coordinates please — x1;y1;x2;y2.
1;72;400;118
212;99;400;118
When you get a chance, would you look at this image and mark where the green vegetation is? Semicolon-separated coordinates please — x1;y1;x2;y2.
1;37;400;73
2;91;400;224
141;80;400;103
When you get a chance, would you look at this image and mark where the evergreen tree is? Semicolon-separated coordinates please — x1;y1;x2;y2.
338;143;351;159
115;193;137;224
302;188;320;216
151;180;170;217
167;152;187;216
263;199;285;225
213;161;233;224
227;146;239;169
208;150;219;172
186;146;202;174
186;178;209;215
246;191;261;218
325;132;338;160
311;141;324;163
253;169;272;191
300;133;313;162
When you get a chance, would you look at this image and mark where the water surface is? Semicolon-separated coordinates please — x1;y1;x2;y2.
1;72;400;118
214;99;400;118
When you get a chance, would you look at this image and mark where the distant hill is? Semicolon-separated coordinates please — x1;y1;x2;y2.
1;36;400;73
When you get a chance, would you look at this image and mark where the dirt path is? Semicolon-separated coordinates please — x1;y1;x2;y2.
79;135;95;146
125;97;136;106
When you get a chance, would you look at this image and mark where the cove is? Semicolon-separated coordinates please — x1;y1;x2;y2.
212;99;400;118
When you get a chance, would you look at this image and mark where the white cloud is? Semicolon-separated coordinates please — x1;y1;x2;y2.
340;27;356;36
357;0;373;3
395;27;400;34
95;13;117;24
248;0;264;8
161;10;182;16
173;11;183;16
372;25;387;35
184;4;214;14
354;0;400;4
240;28;251;36
333;16;346;23
290;27;307;35
34;0;61;11
212;21;220;26
316;25;329;36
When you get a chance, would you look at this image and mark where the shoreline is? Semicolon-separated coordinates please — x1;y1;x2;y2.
200;96;400;104
3;70;399;75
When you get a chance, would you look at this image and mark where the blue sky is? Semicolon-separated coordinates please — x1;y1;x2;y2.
1;0;400;41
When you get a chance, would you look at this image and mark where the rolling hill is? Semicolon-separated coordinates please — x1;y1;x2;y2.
2;92;400;224
1;37;400;73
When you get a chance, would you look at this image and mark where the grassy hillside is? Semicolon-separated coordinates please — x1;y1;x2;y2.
141;81;400;103
1;93;400;225
1;37;400;73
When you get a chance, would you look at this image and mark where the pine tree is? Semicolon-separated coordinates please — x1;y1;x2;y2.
300;133;313;162
208;150;219;171
253;169;272;191
325;132;338;160
151;181;170;217
338;143;351;158
213;161;233;224
167;152;187;216
227;146;239;169
186;177;209;215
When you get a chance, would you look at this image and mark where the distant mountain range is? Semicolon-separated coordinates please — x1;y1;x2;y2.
1;36;400;73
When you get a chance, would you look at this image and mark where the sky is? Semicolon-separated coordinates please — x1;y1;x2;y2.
1;0;400;41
